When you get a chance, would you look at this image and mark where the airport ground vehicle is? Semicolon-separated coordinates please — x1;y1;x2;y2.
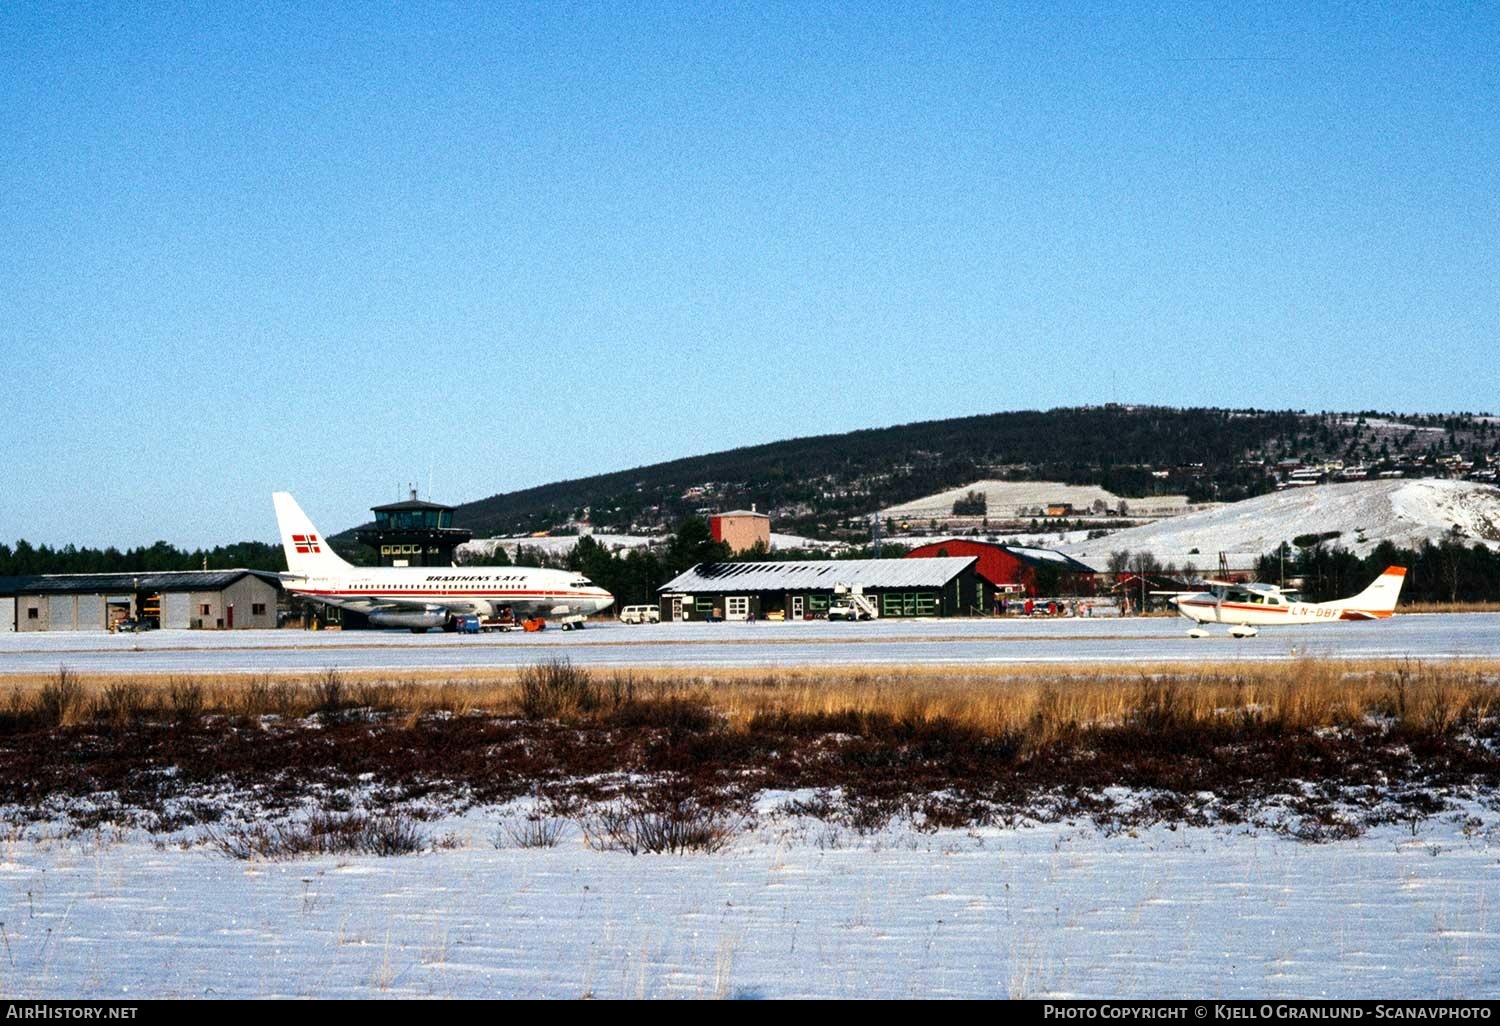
827;600;872;621
619;605;661;624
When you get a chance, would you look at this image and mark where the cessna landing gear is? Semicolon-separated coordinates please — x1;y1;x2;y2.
1186;624;1259;638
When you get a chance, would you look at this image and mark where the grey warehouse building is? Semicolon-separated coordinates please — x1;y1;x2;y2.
0;570;283;632
658;557;992;621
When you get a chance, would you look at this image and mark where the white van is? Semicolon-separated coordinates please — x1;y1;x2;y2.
618;605;661;624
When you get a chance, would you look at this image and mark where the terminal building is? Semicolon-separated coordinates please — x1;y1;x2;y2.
658;557;992;621
0;570;283;632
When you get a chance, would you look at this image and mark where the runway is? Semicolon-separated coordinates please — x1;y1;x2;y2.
1;613;1496;676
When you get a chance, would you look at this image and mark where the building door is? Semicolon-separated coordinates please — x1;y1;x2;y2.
162;593;190;629
791;595;804;620
227;604;234;629
671;596;684;622
725;596;750;621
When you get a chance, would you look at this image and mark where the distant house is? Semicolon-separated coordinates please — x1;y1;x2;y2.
1044;503;1074;517
905;539;1097;598
710;509;771;554
1109;571;1195;614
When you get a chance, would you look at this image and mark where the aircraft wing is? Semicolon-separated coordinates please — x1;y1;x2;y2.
293;592;438;616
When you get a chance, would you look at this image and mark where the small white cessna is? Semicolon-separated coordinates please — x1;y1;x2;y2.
273;492;615;632
1168;565;1407;638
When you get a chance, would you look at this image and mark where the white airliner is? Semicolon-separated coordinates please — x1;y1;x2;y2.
273;492;615;631
1169;565;1407;638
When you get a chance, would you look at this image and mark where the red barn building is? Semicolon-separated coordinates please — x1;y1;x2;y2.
905;539;1097;598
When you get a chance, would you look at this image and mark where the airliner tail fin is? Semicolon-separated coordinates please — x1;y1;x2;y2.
273;492;353;577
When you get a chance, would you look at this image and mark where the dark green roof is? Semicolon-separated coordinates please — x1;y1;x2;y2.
370;499;453;513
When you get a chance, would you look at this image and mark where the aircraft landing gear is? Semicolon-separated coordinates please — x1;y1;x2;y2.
1186;624;1258;638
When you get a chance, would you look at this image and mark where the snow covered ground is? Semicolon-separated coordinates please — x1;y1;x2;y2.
458;530;836;561
6;619;1499;998
1063;479;1500;568
892;529;1097;550
2;803;1496;998
2;614;1498;676
881;481;1201;521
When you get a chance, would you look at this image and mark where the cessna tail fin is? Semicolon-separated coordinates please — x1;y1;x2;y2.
273;492;354;577
1330;565;1406;618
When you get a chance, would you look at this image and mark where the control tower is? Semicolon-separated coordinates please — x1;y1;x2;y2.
354;489;472;567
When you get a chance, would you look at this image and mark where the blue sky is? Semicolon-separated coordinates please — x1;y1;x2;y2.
3;3;1496;548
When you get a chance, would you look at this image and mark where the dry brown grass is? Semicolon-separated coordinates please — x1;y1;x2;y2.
4;658;1498;841
1399;601;1500;614
4;657;1498;740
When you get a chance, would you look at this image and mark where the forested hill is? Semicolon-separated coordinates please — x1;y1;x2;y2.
361;406;1498;540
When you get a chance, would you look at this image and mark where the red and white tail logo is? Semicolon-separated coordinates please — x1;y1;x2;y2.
274;492;353;575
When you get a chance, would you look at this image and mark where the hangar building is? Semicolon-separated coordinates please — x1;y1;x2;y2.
0;570;283;632
658;557;991;621
905;539;1098;598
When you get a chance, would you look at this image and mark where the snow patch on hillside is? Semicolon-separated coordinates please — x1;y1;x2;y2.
881;481;1201;520
1062;479;1500;566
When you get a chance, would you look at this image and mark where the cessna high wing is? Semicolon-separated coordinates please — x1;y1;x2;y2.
1168;565;1407;638
273;492;614;631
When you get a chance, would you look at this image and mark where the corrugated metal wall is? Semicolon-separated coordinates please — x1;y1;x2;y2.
221;577;278;629
163;592;190;629
77;594;104;629
0;597;13;632
190;592;221;628
49;594;75;630
18;598;46;631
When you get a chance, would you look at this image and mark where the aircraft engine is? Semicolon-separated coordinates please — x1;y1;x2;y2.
366;608;448;630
